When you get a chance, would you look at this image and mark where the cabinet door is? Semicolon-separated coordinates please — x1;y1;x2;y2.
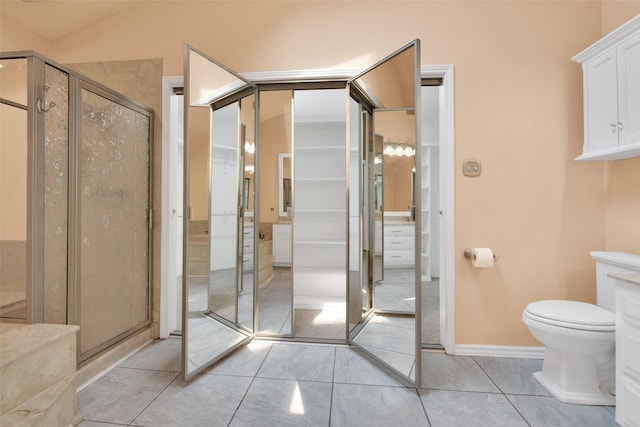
617;31;640;147
586;49;619;152
273;225;292;265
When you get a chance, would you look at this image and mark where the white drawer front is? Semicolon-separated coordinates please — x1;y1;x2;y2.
384;236;415;250
623;326;640;380
623;288;640;326
384;224;413;236
385;250;415;265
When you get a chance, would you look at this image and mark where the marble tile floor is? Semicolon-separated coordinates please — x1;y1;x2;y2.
77;338;619;427
256;267;442;346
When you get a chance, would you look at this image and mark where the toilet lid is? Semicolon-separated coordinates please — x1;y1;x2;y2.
525;300;615;331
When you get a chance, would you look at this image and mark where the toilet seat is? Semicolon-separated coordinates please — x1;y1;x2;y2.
524;300;615;332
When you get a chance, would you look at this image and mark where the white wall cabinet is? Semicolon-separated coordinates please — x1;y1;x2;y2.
573;16;640;161
384;223;415;268
272;223;291;267
242;219;254;272
613;275;640;426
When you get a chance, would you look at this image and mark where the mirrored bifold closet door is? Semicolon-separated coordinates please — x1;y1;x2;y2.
183;40;421;386
348;40;422;386
183;46;256;379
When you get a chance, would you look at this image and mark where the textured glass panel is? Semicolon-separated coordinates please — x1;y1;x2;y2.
43;64;69;324
79;89;150;355
0;59;28;319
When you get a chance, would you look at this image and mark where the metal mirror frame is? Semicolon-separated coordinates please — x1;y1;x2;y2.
347;40;422;387
182;44;258;380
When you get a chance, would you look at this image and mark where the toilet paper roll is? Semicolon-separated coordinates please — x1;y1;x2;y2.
471;248;494;268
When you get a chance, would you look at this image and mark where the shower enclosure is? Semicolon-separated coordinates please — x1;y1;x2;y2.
0;52;153;362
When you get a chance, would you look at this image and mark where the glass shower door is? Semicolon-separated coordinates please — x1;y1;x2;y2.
0;58;28;320
78;86;152;359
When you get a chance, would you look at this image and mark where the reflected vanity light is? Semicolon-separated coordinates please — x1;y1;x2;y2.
374;155;382;164
244;165;255;174
383;143;415;157
245;140;255;154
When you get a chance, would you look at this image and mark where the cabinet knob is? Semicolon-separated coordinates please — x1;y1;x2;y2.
611;123;618;133
617;122;624;131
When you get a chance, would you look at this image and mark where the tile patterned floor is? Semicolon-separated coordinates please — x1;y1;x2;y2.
77;338;619;427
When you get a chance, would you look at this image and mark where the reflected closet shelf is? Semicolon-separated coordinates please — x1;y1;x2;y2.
295;178;345;182
295;145;344;151
293;240;346;245
295;209;346;213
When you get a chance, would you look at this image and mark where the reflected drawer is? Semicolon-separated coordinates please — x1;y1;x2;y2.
384;236;414;250
385;250;414;264
384;224;413;236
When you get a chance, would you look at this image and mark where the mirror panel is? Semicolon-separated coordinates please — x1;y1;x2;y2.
348;97;363;332
256;90;293;336
292;88;347;340
183;46;254;379
239;95;255;331
209;101;240;323
349;41;421;385
373;134;384;284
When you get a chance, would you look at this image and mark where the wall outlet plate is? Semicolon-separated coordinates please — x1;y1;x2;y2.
463;159;481;177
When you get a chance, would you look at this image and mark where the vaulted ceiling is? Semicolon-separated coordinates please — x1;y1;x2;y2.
0;0;141;41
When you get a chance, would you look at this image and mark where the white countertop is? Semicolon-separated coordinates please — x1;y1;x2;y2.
610;273;640;287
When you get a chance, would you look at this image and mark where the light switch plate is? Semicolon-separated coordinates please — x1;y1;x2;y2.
463;159;481;177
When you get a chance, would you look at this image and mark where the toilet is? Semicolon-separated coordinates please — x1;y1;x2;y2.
522;251;640;406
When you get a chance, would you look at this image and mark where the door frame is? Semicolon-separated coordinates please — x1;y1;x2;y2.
421;65;455;353
160;75;183;338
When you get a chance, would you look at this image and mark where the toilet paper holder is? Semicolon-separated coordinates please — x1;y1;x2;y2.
464;249;499;261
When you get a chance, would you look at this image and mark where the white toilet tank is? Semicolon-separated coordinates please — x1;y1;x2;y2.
591;251;640;313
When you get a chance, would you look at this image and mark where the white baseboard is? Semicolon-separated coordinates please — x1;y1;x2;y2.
454;344;545;359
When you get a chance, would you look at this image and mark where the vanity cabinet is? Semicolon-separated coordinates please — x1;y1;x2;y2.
573;16;640;161
242;220;254;272
614;275;640;426
272;223;292;267
384;223;415;268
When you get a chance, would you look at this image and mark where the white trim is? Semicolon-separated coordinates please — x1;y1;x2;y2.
241;68;361;83
454;344;545;359
160;75;183;339
421;64;455;354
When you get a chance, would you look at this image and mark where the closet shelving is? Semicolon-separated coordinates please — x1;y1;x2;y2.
293;95;347;309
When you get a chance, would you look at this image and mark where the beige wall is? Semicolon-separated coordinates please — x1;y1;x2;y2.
3;1;640;346
259;90;292;225
0;14;52;56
